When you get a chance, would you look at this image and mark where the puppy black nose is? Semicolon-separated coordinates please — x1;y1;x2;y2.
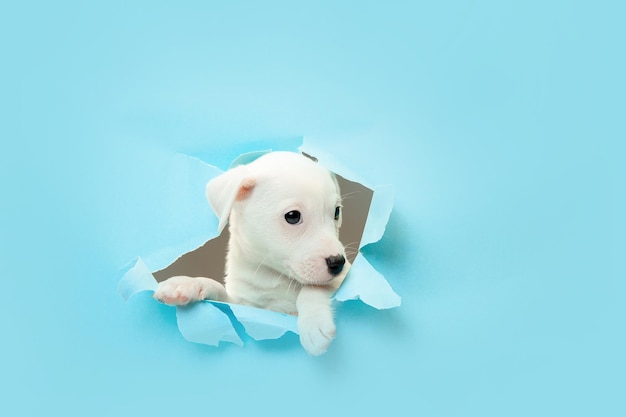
326;255;346;276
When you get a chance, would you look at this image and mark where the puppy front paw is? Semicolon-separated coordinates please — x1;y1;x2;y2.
298;314;336;356
153;276;207;306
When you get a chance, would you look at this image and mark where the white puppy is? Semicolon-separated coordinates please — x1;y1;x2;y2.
154;151;350;355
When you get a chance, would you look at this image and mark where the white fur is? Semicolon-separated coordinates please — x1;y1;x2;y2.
154;151;349;355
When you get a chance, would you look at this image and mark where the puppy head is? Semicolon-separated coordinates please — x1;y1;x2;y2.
207;152;346;285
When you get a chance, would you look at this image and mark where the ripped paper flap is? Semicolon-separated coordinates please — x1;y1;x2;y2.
176;302;243;346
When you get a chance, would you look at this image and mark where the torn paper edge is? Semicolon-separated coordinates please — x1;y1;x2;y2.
119;140;400;347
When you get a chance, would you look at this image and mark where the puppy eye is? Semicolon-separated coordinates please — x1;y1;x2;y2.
334;206;341;220
284;210;302;225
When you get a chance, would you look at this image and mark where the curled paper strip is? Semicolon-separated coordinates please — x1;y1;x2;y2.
118;139;400;347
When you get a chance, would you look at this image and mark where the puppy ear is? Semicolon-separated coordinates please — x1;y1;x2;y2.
206;165;256;233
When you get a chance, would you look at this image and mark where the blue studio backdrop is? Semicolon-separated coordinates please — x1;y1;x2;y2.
1;1;624;416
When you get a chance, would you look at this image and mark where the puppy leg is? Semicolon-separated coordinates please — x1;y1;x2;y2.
153;276;229;306
296;285;336;356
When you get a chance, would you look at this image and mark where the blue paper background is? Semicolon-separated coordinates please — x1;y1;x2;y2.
1;1;624;416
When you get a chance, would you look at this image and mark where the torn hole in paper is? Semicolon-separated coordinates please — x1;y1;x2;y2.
119;145;400;349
